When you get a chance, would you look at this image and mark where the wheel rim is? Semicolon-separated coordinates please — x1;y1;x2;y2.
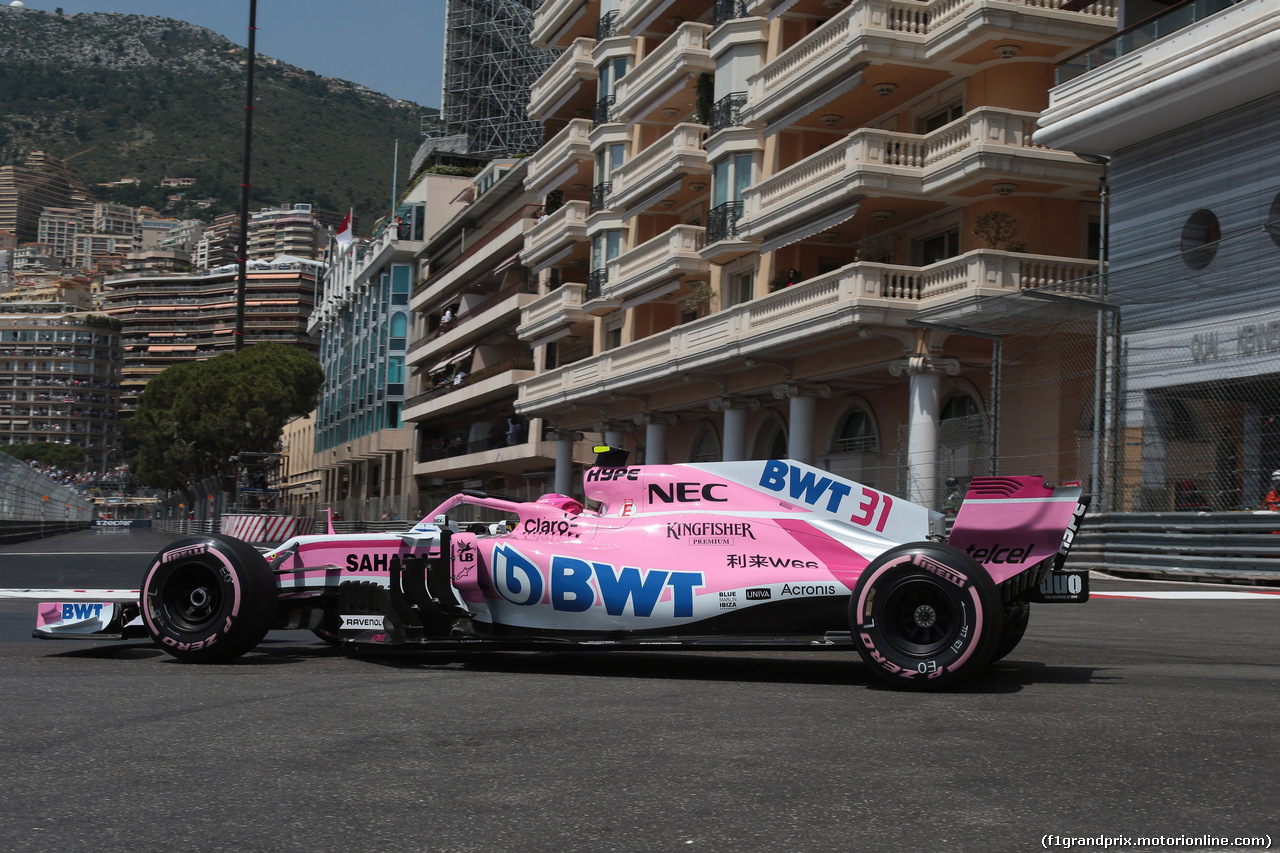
158;562;223;633
880;576;960;657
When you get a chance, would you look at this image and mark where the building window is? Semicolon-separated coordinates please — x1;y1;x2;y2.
834;408;877;453
916;228;960;265
690;426;720;462
605;320;623;350
918;101;963;133
728;270;753;307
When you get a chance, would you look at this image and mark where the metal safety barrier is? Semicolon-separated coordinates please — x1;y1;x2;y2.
1070;512;1280;584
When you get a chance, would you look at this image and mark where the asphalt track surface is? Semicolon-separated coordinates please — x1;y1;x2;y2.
1;528;1277;853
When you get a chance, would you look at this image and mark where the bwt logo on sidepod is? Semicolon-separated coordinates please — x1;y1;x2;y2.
491;545;703;617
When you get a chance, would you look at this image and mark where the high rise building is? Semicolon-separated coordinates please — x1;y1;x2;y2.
403;158;559;509
0;152;94;244
308;172;473;520
517;0;1117;508
100;256;322;414
0;306;123;473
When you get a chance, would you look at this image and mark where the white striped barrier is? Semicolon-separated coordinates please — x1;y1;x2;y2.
220;515;315;543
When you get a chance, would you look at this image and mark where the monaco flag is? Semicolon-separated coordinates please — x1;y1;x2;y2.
335;209;353;245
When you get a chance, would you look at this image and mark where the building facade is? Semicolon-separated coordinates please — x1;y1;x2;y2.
100;256;322;413
519;0;1116;507
0;306;123;473
405;158;570;508
308;172;472;521
1036;0;1280;511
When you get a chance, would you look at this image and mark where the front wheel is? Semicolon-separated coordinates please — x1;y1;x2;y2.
141;533;277;663
849;542;1003;690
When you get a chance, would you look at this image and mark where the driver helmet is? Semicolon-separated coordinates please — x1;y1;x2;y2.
1272;469;1280;483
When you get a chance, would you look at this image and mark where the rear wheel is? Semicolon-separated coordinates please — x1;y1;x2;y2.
142;533;277;663
849;542;1002;690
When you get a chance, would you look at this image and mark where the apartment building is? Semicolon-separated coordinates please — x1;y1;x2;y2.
248;203;343;261
37;207;84;262
309;172;472;521
100;256;322;413
1035;0;1280;511
0;151;94;243
404;158;571;506
0;306;123;473
519;0;1117;507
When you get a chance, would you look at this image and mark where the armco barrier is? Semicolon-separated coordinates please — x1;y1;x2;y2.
0;520;92;544
1070;512;1280;584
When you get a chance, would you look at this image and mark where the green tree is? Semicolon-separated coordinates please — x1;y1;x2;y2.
2;442;88;469
122;344;323;494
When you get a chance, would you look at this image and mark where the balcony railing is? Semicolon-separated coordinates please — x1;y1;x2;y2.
586;269;609;299
594;94;616;126
710;92;748;133
1056;0;1243;83
589;181;613;213
597;9;619;39
713;0;750;27
518;250;1099;410
404;356;535;409
707;200;744;244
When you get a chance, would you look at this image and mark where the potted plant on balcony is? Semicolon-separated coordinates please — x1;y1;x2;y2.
972;211;1027;252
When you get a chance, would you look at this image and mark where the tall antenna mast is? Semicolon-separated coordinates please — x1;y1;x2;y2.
234;0;258;352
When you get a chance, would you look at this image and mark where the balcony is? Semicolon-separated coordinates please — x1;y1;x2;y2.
608;123;710;213
411;204;541;312
742;108;1088;248
611;23;714;125
517;249;1098;414
518;282;590;343
528;38;596;121
747;0;1116;132
409;283;540;367
414;433;560;479
593;94;616;127
532;0;600;48
605;225;708;305
520;200;590;272
618;0;712;34
526;119;594;196
403;357;536;421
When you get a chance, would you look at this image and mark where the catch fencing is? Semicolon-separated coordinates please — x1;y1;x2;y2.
0;452;94;542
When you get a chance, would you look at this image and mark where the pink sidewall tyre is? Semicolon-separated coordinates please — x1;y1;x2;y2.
849;541;1003;690
142;533;277;663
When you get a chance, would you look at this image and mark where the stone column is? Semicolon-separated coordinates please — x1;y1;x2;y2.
549;430;582;496
889;355;960;508
634;414;677;464
773;383;830;466
709;397;759;462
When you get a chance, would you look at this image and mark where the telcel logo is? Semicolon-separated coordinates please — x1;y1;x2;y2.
964;542;1034;564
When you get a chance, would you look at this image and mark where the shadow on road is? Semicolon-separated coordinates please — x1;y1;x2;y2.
43;637;1110;691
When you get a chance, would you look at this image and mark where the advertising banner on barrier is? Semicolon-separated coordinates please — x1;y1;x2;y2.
92;519;153;528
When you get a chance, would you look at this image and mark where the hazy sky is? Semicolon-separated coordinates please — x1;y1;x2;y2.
17;0;448;107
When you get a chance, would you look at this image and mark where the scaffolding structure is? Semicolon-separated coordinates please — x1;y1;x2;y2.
435;0;557;158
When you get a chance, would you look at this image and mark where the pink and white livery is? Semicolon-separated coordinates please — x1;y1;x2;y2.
11;448;1091;690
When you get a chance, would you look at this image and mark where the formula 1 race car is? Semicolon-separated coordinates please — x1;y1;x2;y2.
9;449;1090;690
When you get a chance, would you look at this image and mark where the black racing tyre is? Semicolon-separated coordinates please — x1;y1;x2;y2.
990;602;1031;663
141;533;277;663
849;541;1003;690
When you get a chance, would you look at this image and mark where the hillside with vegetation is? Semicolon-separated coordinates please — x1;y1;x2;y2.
0;6;434;231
